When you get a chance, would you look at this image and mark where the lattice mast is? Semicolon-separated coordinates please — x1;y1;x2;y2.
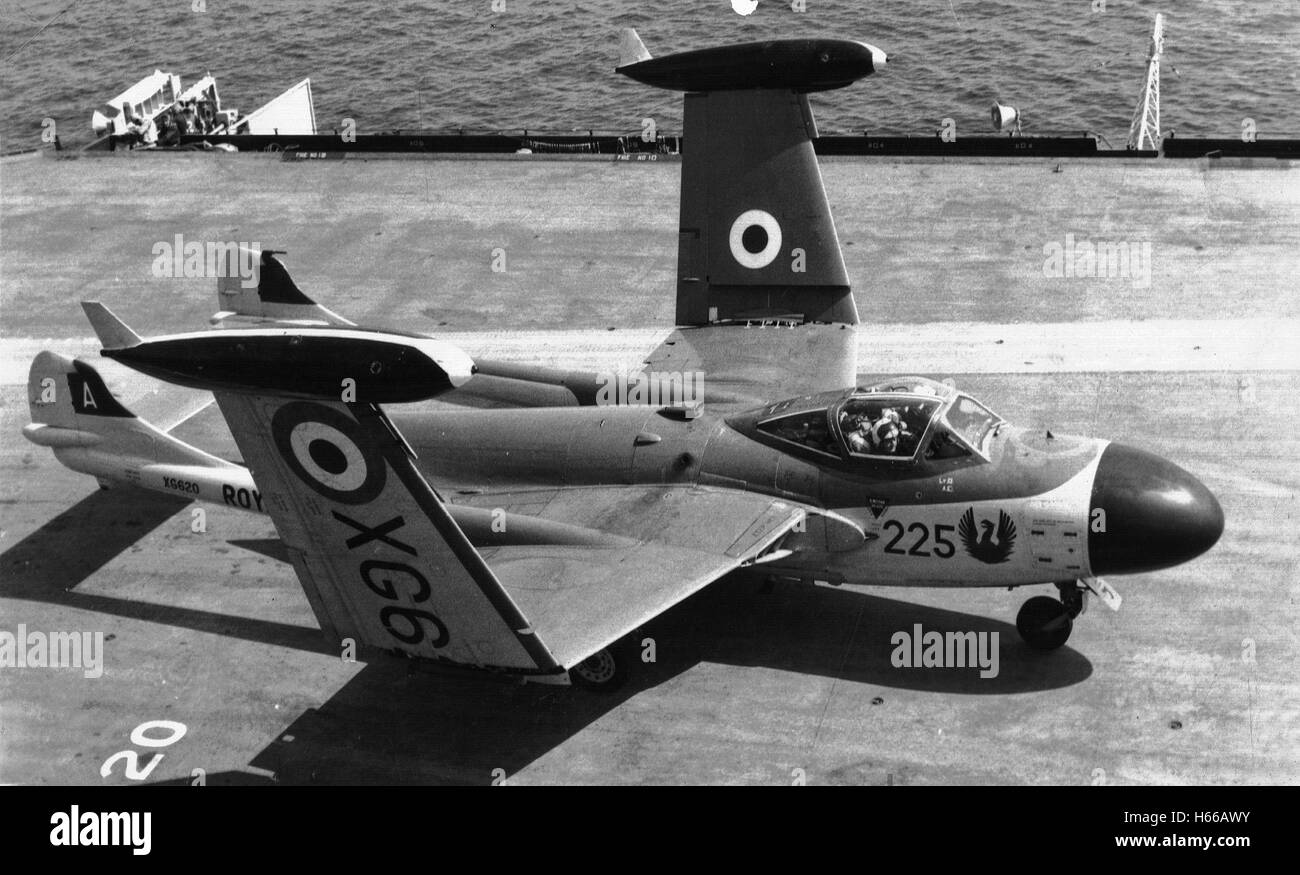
1127;12;1165;151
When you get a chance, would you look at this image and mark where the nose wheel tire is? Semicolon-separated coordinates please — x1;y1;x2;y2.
569;646;627;692
1016;595;1073;651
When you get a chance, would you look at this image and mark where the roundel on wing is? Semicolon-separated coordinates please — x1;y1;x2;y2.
729;209;782;269
271;401;386;504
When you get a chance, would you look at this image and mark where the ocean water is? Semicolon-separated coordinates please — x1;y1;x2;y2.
0;0;1297;151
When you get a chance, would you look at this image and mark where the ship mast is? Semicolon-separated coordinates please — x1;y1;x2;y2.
1127;12;1165;151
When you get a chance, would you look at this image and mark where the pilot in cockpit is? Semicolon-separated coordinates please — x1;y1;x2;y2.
870;420;901;454
843;411;872;453
869;409;911;455
844;407;909;456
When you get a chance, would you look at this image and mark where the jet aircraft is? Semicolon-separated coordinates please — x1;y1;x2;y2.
23;30;1223;690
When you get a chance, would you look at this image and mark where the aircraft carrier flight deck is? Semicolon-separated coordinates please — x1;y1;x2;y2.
2;148;1296;785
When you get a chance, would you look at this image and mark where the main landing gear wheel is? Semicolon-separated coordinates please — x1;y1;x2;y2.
569;646;627;693
1016;596;1073;651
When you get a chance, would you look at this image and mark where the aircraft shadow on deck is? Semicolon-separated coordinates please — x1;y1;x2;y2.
0;488;329;655
2;489;1091;785
679;577;1093;694
208;575;1092;786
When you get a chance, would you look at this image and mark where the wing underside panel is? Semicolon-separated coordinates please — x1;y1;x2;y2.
454;486;805;667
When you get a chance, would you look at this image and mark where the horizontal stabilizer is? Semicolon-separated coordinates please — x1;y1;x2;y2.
82;302;142;350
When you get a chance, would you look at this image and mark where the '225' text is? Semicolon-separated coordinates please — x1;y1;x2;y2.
882;521;956;558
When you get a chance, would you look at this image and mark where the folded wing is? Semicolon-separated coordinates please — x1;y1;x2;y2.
215;393;808;673
214;393;560;674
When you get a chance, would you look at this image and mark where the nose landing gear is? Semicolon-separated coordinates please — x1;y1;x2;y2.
1015;580;1088;651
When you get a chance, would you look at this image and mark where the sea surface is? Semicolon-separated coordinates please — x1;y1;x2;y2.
0;0;1297;151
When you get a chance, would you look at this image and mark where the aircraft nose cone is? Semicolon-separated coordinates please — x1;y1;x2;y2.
1089;443;1224;575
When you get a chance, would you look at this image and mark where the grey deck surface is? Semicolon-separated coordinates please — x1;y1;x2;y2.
1;150;1296;784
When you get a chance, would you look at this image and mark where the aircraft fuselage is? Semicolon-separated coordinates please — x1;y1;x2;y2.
390;402;1222;591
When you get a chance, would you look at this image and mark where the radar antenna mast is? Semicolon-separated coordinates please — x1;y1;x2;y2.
1127;12;1165;151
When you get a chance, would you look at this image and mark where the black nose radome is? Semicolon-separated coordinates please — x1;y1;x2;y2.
1089;443;1224;575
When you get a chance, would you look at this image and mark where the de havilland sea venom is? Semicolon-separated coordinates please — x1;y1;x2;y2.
23;29;1223;690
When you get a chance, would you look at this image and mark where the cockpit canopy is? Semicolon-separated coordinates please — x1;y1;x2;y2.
838;394;940;458
751;376;1003;465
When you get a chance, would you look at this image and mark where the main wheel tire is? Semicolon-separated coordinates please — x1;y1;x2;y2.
569;646;627;692
1016;596;1073;651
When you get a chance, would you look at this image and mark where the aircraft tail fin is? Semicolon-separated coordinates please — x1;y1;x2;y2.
82;302;142;350
213;247;355;327
28;350;135;430
618;28;651;67
24;351;239;483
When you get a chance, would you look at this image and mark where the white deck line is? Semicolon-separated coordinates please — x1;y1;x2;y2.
2;318;1296;389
